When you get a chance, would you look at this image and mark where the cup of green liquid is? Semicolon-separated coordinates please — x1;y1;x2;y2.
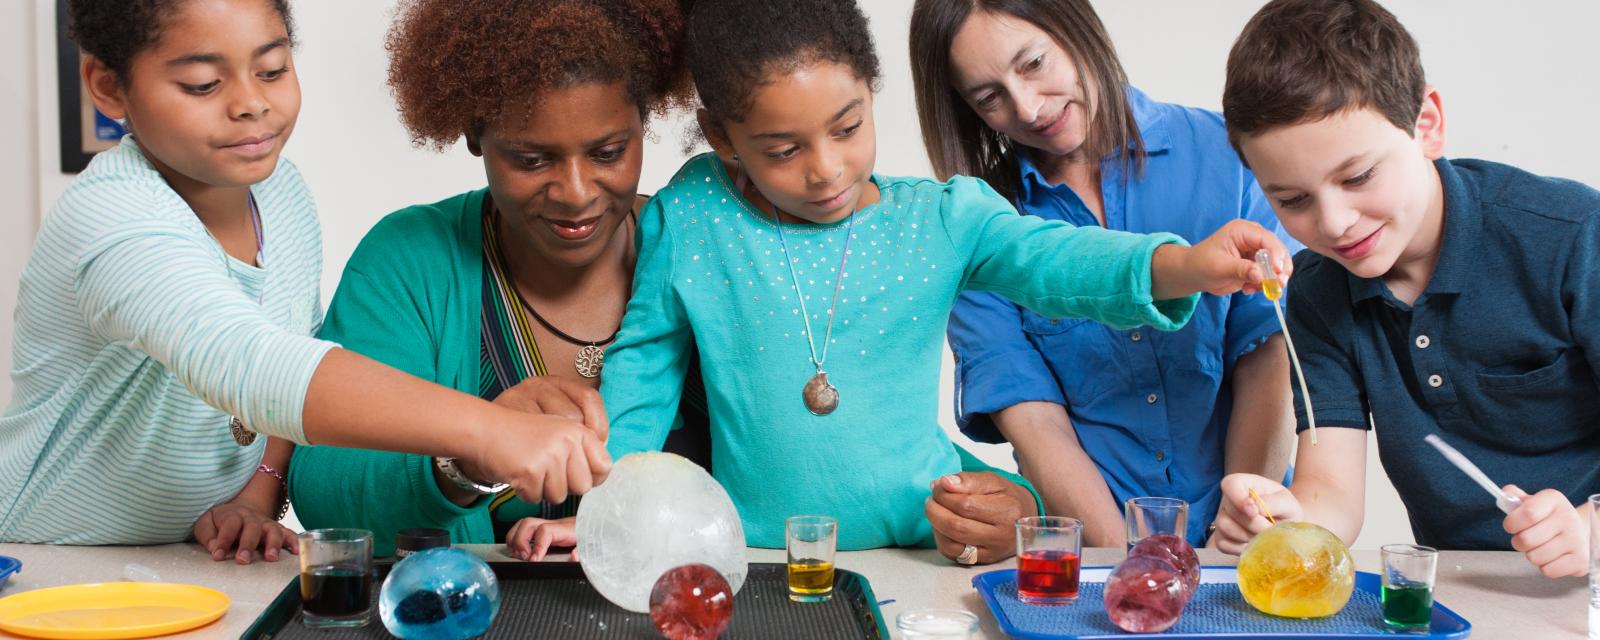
1380;544;1437;632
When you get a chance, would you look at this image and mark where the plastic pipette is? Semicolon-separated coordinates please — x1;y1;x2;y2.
1423;433;1523;514
1255;249;1317;444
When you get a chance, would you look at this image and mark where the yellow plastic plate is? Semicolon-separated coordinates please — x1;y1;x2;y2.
0;582;230;639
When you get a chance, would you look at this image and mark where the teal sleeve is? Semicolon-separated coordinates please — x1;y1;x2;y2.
953;445;1045;517
287;264;490;556
943;177;1198;331
601;197;695;459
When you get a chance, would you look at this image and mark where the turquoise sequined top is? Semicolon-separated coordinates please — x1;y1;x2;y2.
601;153;1197;549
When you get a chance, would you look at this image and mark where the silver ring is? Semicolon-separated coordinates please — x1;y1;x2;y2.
956;544;979;565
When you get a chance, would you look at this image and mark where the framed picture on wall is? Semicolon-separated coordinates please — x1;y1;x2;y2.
56;0;125;173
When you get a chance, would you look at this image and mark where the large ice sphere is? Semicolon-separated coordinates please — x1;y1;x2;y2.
649;564;734;640
1104;555;1189;633
1129;533;1200;596
378;548;500;640
1237;521;1355;618
577;452;747;613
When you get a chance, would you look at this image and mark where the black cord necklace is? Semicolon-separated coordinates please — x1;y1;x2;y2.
507;284;619;378
491;203;622;378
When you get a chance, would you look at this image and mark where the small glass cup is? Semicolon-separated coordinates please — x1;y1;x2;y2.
896;609;978;639
1015;516;1082;605
1125;497;1188;549
1588;494;1598;640
786;515;838;603
1380;544;1438;632
298;528;374;628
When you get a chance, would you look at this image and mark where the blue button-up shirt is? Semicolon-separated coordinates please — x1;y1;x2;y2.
948;87;1297;545
1285;157;1600;549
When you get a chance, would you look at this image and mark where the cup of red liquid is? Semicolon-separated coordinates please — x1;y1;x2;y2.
1015;516;1082;605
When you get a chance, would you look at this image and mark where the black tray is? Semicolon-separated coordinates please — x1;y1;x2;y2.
241;561;887;639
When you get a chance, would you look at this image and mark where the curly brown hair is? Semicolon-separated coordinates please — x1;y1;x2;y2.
386;0;695;151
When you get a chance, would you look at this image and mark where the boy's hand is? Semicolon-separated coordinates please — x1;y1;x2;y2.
1503;485;1589;578
1209;473;1304;555
193;500;297;564
1152;219;1294;299
926;472;1036;565
506;516;578;562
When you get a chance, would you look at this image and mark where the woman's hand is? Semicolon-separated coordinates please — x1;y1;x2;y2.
193;500;297;564
926;472;1038;565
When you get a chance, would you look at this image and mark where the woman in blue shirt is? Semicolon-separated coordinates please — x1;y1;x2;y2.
909;0;1296;546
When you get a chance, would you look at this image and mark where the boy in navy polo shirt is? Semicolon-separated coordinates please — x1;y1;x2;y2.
1207;0;1597;578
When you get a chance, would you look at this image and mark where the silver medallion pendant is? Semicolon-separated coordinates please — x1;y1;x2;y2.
230;416;257;446
575;345;605;378
802;371;840;416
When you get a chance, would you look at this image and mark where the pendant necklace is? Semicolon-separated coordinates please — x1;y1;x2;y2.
769;201;857;416
510;286;619;378
228;194;265;446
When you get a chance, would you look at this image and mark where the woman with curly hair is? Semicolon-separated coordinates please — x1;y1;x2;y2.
287;0;708;558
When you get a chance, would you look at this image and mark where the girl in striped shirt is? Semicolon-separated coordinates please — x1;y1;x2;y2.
0;0;610;560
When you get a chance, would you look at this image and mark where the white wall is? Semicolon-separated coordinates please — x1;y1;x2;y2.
13;1;1599;547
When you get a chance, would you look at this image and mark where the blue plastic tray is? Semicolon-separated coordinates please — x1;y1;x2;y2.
0;556;19;589
973;566;1470;639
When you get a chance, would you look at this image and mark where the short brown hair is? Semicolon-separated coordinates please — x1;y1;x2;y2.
909;0;1142;203
386;0;694;151
1223;0;1426;160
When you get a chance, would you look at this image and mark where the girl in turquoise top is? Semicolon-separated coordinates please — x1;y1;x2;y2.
2;0;607;558
599;0;1294;561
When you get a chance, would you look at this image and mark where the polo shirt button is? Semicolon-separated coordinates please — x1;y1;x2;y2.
1131;331;1143;342
1416;335;1431;349
1147;393;1159;404
1156;450;1166;461
1427;374;1443;388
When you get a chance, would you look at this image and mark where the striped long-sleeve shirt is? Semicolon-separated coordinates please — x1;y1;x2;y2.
0;136;336;544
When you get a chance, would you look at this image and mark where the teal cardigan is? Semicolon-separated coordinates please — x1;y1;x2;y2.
288;189;1043;556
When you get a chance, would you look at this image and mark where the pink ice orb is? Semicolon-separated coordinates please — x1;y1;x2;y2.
648;564;734;640
1104;555;1189;633
1129;533;1201;596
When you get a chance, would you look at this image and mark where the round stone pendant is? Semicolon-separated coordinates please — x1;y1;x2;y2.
802;371;839;416
575;345;605;378
230;416;257;446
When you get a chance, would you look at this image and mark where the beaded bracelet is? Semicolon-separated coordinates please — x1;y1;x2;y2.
256;463;289;521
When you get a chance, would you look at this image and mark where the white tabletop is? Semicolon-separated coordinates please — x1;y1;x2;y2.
0;543;1587;638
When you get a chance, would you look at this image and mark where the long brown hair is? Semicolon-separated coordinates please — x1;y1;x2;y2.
909;0;1142;202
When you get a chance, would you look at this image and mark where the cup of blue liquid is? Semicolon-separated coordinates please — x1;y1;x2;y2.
1380;544;1437;632
298;528;374;629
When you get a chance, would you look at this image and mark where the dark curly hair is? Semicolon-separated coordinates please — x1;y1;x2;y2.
686;0;881;124
387;0;695;151
68;0;295;82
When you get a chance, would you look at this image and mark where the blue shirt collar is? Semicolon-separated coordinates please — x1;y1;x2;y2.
1016;85;1172;204
1348;157;1480;304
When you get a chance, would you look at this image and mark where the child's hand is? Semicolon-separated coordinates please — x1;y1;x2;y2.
1502;485;1589;578
505;516;578;562
1209;473;1304;555
1152;219;1294;299
193;501;297;564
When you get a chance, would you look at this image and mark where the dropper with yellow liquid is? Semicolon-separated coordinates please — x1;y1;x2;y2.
1255;249;1317;444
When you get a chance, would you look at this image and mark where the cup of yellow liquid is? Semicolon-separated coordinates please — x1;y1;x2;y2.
786;515;837;603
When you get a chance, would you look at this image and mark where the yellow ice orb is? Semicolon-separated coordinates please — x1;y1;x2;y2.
1237;522;1354;618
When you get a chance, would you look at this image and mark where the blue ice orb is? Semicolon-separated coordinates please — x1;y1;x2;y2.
378;547;500;640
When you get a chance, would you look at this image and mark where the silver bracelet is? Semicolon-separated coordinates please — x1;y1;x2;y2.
433;457;508;495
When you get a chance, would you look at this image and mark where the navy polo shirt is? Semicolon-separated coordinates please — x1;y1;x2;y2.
1285;157;1600;549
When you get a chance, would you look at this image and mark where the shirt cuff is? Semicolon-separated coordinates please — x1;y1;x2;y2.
954;347;1067;444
